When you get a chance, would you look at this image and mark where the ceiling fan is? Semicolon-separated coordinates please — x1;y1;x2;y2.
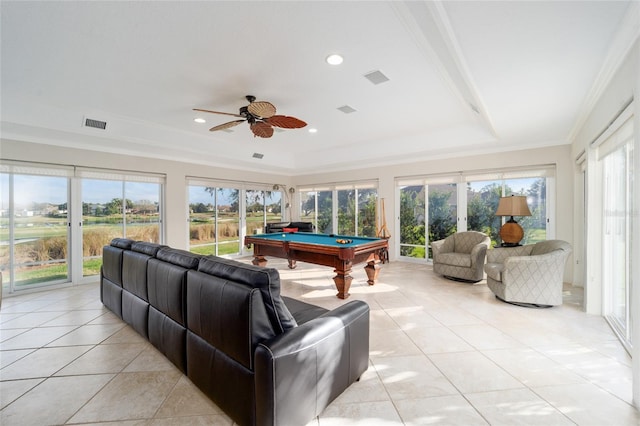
193;95;307;138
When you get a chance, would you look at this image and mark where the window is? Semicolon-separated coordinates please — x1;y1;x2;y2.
0;167;71;291
188;180;284;256
397;177;457;260
397;167;553;261
1;162;164;294
77;169;164;276
299;181;378;236
595;109;634;350
300;190;332;233
188;183;241;256
466;170;552;247
245;188;283;235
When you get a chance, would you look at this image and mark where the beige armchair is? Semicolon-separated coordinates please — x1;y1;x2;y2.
484;240;572;307
431;231;491;282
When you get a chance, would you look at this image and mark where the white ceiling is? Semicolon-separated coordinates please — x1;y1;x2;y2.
1;1;636;175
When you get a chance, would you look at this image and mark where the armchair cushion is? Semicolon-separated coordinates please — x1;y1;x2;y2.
436;253;471;268
432;231;491;282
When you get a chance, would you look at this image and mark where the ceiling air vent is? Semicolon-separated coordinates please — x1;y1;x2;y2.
363;70;390;85
252;153;264;159
84;118;107;130
337;105;357;114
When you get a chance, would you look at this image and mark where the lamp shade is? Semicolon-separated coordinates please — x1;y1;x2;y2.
495;195;531;217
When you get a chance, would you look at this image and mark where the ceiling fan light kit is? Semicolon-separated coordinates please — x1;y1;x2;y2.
193;95;307;138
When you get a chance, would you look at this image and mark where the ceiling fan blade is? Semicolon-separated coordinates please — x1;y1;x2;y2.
265;115;307;129
247;101;276;119
193;108;243;118
250;121;274;138
209;120;245;132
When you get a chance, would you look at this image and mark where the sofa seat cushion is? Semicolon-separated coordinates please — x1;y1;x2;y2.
198;256;297;333
437;252;472;268
283;296;328;325
484;262;504;282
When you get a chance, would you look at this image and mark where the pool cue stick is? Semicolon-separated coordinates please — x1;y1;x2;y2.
378;198;391;239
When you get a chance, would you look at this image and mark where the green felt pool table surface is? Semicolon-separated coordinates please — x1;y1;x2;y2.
248;232;384;247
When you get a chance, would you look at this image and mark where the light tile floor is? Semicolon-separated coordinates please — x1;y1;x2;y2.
1;259;638;425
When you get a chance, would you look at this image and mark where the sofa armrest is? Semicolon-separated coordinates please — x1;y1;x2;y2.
254;300;369;426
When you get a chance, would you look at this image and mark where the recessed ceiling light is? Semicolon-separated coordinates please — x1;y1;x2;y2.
194;118;206;123
308;128;318;133
326;54;343;65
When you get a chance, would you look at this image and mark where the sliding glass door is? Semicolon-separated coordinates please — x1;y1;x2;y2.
188;184;241;256
397;169;552;261
81;179;162;276
599;119;634;348
1;169;71;292
299;183;377;236
1;162;166;295
467;177;547;246
398;183;457;260
81;179;123;277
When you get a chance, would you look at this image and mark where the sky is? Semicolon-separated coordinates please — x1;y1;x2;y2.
1;175;161;209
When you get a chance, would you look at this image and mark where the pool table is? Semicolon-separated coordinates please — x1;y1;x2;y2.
244;232;389;299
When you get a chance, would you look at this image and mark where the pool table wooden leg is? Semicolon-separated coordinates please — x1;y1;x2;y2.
287;259;297;269
364;259;381;285
252;255;267;267
333;271;353;299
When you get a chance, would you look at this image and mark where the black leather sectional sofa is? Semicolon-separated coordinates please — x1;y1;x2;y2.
100;238;370;426
264;221;315;233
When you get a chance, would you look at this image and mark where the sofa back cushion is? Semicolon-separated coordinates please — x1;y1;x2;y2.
156;247;201;269
288;221;314;232
111;238;135;250
265;222;289;233
122;242;165;301
186;269;276;369
102;238;135;286
147;248;201;325
198;256;297;334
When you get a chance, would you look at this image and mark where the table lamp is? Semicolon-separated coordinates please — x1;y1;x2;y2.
495;195;531;246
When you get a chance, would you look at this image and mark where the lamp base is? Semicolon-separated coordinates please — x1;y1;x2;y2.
499;219;524;246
